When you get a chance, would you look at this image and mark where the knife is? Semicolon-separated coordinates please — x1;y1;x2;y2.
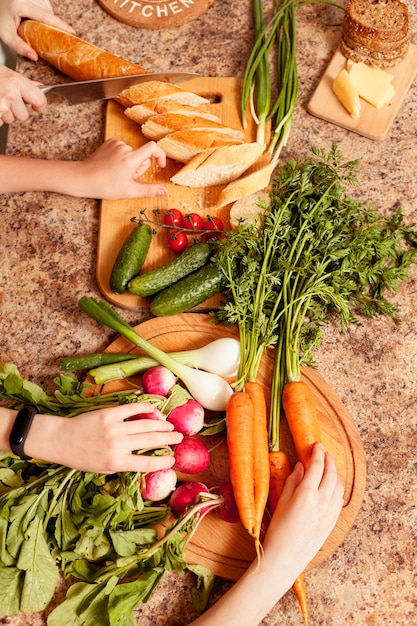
39;72;199;105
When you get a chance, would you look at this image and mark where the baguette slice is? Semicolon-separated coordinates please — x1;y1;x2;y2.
141;113;244;141
117;81;210;108
171;143;265;187
157;130;240;163
18;20;146;80
215;161;276;208
124;101;223;125
229;191;270;229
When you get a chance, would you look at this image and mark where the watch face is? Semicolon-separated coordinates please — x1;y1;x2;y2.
97;0;215;29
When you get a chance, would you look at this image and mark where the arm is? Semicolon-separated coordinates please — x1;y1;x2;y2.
0;0;75;60
0;403;183;473
192;443;344;625
0;139;168;199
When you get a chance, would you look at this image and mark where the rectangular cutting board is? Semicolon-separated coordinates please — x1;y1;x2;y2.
97;76;268;310
307;44;417;140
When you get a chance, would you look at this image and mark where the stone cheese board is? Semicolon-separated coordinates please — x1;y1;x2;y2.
308;44;417;141
97;76;270;311
87;313;367;581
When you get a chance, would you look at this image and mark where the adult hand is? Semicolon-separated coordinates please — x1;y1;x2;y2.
0;64;46;125
0;0;75;60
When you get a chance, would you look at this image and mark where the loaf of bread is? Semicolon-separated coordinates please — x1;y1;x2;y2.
157;130;240;163
170;143;265;187
18;20;147;80
116;81;210;108
340;0;411;69
124;100;223;125
141;112;245;141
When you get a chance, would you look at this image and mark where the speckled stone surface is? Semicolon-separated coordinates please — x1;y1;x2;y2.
1;1;417;624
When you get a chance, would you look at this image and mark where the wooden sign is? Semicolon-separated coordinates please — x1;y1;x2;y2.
97;0;215;29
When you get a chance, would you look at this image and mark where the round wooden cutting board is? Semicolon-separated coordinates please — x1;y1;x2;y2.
97;0;215;29
88;313;366;581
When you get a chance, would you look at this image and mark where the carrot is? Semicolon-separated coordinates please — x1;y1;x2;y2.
245;381;270;539
226;391;256;539
268;449;308;626
282;380;321;470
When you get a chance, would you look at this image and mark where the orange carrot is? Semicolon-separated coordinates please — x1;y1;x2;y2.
245;381;270;540
226;391;256;539
268;449;308;626
282;380;321;469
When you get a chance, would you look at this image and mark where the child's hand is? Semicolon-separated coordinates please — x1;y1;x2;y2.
76;139;168;200
0;0;75;60
0;65;46;125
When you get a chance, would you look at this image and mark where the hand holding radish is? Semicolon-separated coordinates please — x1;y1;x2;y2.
24;402;183;474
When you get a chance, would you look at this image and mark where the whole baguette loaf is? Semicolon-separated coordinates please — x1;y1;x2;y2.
157;130;240;163
18;20;147;80
141;113;245;141
170;143;265;187
117;81;210;108
124;101;223;125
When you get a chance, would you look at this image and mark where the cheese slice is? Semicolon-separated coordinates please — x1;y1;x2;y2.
346;60;395;109
332;69;361;119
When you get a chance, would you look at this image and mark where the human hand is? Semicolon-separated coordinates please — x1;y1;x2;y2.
0;64;46;125
263;443;344;578
0;0;75;60
26;402;184;473
73;138;168;200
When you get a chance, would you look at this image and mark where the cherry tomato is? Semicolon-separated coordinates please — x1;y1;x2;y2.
181;212;204;231
201;216;224;240
167;230;188;253
163;208;183;228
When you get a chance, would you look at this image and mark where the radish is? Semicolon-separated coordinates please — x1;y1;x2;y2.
214;482;241;523
142;365;176;396
124;407;165;421
167;399;204;435
141;468;177;501
173;436;210;474
169;481;210;518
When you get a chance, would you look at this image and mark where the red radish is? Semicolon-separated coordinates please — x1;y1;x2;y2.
142;365;176;396
141;468;177;502
214;482;241;523
125;407;165;421
169;481;210;518
167;399;204;435
173;436;210;474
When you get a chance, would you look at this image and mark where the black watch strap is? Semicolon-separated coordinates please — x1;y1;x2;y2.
9;405;40;460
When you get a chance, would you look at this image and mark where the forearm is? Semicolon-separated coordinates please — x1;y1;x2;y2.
0;155;87;196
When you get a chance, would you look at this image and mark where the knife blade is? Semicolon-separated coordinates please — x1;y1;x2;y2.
39;72;199;105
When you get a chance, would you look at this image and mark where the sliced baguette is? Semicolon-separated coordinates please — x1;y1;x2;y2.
215;161;276;208
141;113;245;142
170;143;265;187
229;191;271;229
116;81;210;108
157;130;241;163
124;101;223;125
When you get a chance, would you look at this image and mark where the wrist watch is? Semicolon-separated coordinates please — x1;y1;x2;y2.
9;405;40;460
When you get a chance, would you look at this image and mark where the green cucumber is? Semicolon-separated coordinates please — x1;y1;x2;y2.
128;242;212;297
150;262;226;317
110;223;152;294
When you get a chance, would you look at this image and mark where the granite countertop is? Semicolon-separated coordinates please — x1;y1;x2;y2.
1;1;417;624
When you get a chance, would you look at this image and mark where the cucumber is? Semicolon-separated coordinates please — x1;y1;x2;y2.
110;223;152;294
128;242;212;297
150;262;226;317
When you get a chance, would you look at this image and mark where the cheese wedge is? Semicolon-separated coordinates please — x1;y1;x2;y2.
332;68;361;119
346;60;395;109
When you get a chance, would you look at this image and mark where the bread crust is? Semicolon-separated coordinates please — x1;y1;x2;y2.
117;81;210;108
18;20;146;80
157;130;239;163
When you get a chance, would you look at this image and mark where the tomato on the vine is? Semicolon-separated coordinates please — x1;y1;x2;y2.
167;230;188;253
181;212;204;231
201;216;224;241
163;208;183;228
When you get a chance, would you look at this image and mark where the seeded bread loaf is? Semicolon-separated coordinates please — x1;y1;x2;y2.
341;0;411;69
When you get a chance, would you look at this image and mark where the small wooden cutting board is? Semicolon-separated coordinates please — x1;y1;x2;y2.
308;44;417;140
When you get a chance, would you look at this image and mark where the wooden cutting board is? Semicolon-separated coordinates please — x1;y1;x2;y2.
308;44;417;140
87;313;367;581
97;0;215;29
97;77;270;311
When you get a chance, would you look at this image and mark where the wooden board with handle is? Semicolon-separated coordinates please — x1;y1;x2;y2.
308;45;417;141
87;313;367;581
97;76;270;311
